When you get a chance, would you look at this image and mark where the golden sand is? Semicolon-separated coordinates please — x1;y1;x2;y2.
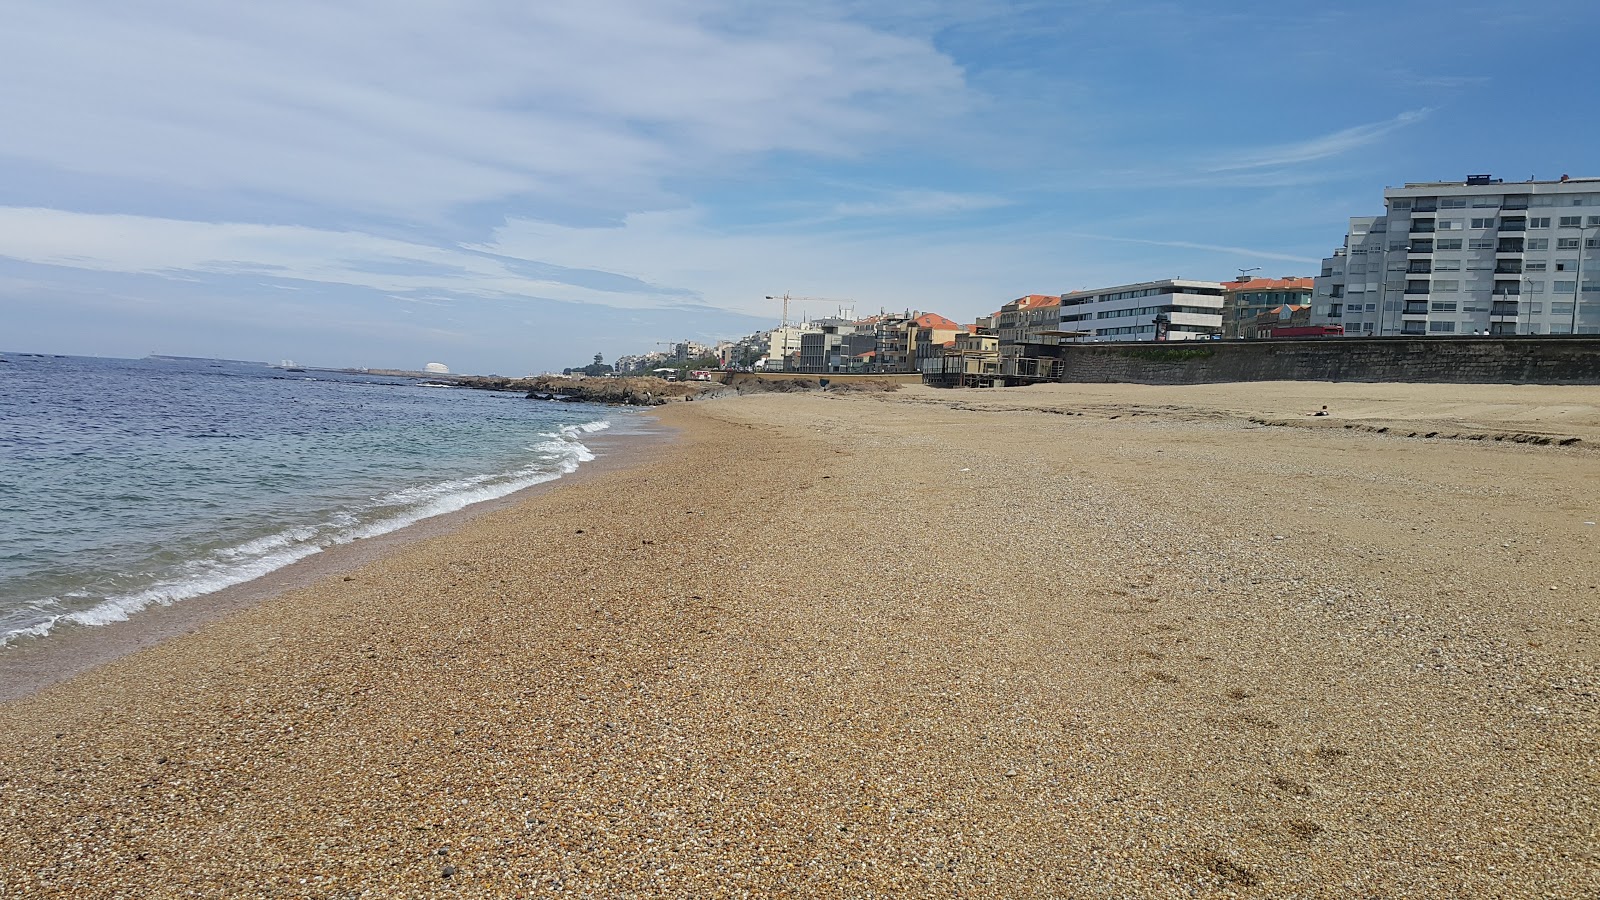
1;382;1596;897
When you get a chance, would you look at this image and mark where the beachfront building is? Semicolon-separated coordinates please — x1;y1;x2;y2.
995;294;1063;373
920;327;1000;386
1221;277;1314;338
910;312;964;367
869;313;916;372
1058;279;1225;342
1311;174;1600;336
764;325;809;371
796;317;864;373
1252;303;1312;339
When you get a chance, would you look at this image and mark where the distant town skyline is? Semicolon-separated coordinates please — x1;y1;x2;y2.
4;0;1598;374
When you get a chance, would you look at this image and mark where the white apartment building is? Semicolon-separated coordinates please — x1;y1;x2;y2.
1058;279;1225;342
1312;174;1600;336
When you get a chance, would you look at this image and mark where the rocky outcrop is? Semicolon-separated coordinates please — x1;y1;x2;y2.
451;375;713;406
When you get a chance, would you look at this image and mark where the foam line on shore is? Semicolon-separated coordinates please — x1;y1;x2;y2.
1;420;612;648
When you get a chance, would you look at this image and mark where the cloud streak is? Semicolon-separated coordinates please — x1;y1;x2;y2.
1204;109;1432;173
1063;232;1321;265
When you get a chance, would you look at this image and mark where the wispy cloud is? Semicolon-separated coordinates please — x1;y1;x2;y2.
828;190;1012;218
1063;232;1321;265
0;207;701;311
1;1;970;220
1204;109;1432;173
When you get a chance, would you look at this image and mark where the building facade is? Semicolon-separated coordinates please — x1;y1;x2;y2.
1059;279;1225;342
995;294;1062;372
1221;277;1314;338
1311;175;1600;336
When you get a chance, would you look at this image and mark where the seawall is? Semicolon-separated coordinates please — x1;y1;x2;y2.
1054;336;1600;385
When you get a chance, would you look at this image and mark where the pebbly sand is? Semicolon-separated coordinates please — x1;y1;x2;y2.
0;381;1596;897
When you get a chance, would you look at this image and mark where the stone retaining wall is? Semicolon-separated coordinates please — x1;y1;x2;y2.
1054;337;1600;385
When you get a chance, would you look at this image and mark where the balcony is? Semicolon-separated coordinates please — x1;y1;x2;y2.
1401;322;1427;335
1408;241;1434;254
1492;284;1521;296
1497;239;1524;253
1410;222;1436;234
1403;303;1429;316
1500;218;1526;232
1491;302;1519;318
1502;196;1530;210
1406;263;1432;274
1403;282;1430;295
1494;262;1523;274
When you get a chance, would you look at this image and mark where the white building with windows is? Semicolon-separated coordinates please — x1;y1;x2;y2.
1058;279;1225;342
1312;174;1600;336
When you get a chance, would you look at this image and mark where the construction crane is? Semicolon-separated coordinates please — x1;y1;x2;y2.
765;293;854;327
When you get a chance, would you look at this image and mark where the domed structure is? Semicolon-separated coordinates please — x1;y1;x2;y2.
424;362;450;374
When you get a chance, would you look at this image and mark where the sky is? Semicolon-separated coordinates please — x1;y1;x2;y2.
4;0;1599;374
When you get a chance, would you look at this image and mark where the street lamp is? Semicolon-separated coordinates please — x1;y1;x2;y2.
1571;225;1599;335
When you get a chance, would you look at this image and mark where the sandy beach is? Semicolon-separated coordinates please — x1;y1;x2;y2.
1;381;1596;897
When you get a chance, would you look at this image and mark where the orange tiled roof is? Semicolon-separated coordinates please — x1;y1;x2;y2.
1222;277;1314;293
1014;294;1061;309
914;312;961;330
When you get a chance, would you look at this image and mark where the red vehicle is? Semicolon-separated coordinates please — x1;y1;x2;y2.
1269;325;1344;339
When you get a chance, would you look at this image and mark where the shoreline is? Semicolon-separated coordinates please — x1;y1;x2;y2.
0;418;676;703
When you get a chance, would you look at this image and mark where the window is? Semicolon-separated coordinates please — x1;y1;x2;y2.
1554;281;1577;293
1435;259;1462;271
1523;281;1543;293
1430;301;1458;312
1558;237;1581;249
1529;217;1551;228
1440;197;1468;209
1438;219;1462;230
1470;218;1496;229
1429;321;1456;333
1436;239;1464;250
1527;261;1547;272
1366;303;1377;311
1590;216;1600;226
1588;238;1600;249
1469;239;1496;250
1433;280;1461;292
1560;216;1582;227
1531;196;1556;207
1390;198;1413;209
1472;196;1498;208
1528;238;1549;250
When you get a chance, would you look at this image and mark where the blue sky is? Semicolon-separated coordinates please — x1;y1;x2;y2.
4;0;1598;374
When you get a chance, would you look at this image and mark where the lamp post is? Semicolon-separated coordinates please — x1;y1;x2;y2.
1572;225;1599;335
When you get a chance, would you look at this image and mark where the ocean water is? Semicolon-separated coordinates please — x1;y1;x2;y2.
0;353;631;647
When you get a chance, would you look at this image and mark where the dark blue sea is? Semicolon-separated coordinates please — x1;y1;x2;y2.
0;353;630;647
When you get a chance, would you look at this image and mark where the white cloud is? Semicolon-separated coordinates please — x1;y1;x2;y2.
0;207;696;310
1;0;968;218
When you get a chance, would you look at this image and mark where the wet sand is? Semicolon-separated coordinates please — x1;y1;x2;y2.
0;425;675;703
0;382;1596;897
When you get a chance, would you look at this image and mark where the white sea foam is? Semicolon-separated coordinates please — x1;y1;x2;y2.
0;416;612;647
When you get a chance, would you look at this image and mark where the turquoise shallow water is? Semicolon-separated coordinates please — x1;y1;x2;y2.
0;353;629;647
